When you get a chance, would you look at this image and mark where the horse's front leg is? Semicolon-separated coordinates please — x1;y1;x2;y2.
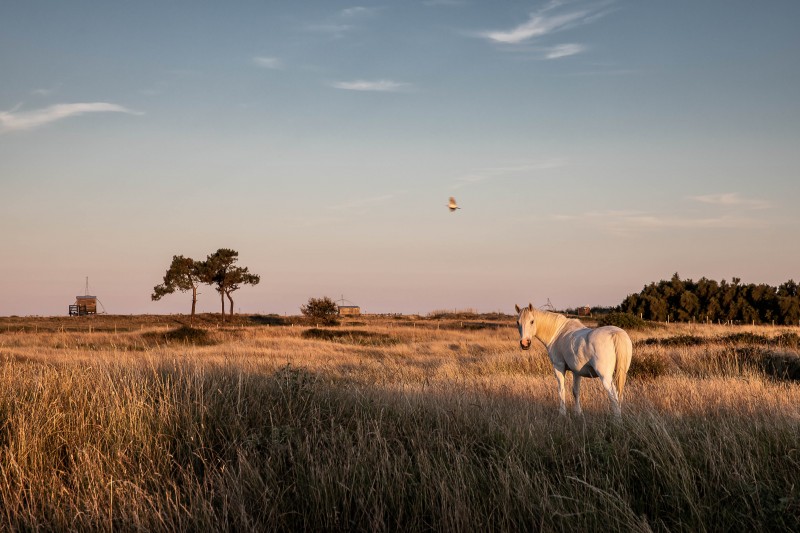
553;365;567;416
572;374;582;415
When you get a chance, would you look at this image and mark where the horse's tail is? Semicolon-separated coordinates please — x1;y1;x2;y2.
612;330;633;402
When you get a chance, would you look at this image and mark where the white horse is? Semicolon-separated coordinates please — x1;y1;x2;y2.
515;303;632;416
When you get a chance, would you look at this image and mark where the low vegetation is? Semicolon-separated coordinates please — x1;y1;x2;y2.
300;296;340;325
142;325;217;346
0;314;798;530
597;312;648;330
301;327;400;346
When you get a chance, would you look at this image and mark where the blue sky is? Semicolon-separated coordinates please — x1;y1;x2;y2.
2;1;799;316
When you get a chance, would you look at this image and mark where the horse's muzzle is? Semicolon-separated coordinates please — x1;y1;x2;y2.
519;339;531;350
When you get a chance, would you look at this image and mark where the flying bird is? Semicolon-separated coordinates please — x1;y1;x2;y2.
448;197;460;212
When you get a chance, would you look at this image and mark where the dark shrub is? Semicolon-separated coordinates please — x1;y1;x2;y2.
143;326;216;346
300;297;340;326
628;351;670;379
249;314;287;326
639;335;706;347
774;332;800;348
721;332;769;345
762;351;800;381
597;313;647;330
302;328;400;347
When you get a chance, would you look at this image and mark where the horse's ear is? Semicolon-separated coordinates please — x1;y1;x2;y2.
514;304;521;314
528;302;533;311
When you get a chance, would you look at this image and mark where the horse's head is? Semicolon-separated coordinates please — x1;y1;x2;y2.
515;303;536;350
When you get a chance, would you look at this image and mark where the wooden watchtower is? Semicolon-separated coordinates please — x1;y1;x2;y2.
70;295;97;316
68;277;100;316
336;295;361;316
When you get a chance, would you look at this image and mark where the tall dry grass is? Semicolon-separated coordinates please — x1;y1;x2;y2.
0;315;798;531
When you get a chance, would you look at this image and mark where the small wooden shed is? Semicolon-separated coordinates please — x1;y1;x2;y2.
70;295;97;316
338;305;361;317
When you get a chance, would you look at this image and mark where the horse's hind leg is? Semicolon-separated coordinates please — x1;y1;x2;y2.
553;366;567;416
572;375;583;415
600;374;621;417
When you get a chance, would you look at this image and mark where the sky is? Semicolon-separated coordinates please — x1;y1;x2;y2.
1;0;799;317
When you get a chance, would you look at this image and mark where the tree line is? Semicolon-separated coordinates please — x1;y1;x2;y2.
152;248;259;322
619;273;800;325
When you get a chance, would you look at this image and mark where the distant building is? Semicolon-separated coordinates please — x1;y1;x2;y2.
70;295;97;316
577;306;591;317
338;305;361;316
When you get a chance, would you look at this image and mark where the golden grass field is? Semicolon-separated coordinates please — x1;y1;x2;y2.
0;313;798;531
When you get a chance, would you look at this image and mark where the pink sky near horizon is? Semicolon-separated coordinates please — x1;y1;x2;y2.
2;2;798;317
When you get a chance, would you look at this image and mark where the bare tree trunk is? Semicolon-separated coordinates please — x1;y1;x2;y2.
220;289;225;322
191;285;198;326
227;291;235;317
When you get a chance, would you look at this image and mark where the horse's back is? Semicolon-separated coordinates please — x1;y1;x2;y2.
590;326;632;361
557;325;631;377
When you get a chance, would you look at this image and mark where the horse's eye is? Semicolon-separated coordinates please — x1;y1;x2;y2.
530;320;534;325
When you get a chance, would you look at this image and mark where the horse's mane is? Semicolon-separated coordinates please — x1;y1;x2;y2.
530;308;583;345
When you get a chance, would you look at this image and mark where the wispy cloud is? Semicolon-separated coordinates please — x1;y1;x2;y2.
552;209;768;235
305;23;354;36
454;159;566;188
557;67;640;77
481;9;591;44
328;193;397;211
253;56;282;69
32;84;61;97
544;43;586;59
475;1;610;59
423;0;465;6
329;79;412;92
0;103;141;133
340;6;380;18
689;192;770;210
306;5;380;37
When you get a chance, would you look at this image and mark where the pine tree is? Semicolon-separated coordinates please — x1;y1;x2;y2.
151;255;208;322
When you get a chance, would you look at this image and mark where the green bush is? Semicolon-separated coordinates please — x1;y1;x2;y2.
300;296;340;325
597;313;647;330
